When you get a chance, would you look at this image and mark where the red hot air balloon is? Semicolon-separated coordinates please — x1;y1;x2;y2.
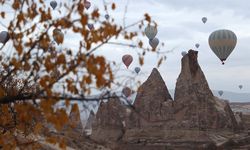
122;54;133;68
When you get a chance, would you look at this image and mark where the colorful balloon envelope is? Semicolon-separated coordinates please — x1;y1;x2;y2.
50;0;57;9
84;0;91;9
149;38;159;49
208;29;237;65
218;90;223;96
122;87;131;97
122;54;133;68
53;29;64;44
144;25;157;40
195;43;200;48
105;14;109;20
134;67;141;74
202;17;207;24
0;31;10;44
87;24;94;30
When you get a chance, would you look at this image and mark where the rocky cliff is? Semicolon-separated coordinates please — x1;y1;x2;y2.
127;68;174;129
90;49;243;149
90;95;129;144
174;50;238;130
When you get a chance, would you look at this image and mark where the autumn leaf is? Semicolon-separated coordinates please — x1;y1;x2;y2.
57;54;66;64
0;12;5;18
157;57;163;68
144;13;151;22
111;3;116;10
139;56;144;65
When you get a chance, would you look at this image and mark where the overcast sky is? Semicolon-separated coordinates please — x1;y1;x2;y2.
89;0;250;93
1;0;250;94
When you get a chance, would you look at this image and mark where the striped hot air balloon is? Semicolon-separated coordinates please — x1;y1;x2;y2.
149;37;159;49
208;29;237;65
144;25;157;40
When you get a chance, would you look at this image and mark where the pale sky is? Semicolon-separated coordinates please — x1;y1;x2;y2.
91;0;250;93
0;0;250;94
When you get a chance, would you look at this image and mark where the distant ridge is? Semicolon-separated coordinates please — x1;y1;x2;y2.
168;89;250;102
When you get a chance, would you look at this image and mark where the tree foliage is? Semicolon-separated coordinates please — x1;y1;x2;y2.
0;0;168;148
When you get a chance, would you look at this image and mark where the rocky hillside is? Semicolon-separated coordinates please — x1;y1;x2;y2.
89;50;250;149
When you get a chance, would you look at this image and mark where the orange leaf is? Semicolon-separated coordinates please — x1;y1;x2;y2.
111;3;116;10
139;56;144;65
57;54;66;64
157;57;163;68
0;12;5;18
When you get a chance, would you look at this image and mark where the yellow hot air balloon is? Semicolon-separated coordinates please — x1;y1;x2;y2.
208;29;237;65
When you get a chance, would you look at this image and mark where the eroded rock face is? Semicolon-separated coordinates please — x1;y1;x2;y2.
91;49;240;149
127;68;174;129
84;110;95;135
90;96;128;143
174;50;238;130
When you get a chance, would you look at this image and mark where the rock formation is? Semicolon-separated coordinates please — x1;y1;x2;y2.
84;110;95;135
127;68;174;129
90;95;128;144
174;50;238;130
90;49;243;149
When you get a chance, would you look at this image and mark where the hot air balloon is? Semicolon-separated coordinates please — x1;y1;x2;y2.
53;29;64;44
149;38;159;49
218;90;223;96
87;24;94;30
208;29;237;65
122;87;131;97
181;51;187;56
144;25;157;40
122;54;133;68
84;0;91;9
50;0;57;9
134;67;141;74
0;31;10;44
195;43;200;48
239;85;243;89
202;17;207;24
105;14;109;20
